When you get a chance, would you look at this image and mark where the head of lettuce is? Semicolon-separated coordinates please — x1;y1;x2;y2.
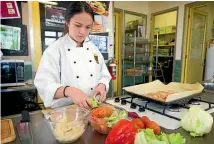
181;106;213;137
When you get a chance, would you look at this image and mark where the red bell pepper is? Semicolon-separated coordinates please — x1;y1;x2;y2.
105;119;137;144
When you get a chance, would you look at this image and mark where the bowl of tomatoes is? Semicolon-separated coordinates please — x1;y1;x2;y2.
89;105;127;134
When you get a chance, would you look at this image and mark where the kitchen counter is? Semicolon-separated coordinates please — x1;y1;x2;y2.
3;94;214;144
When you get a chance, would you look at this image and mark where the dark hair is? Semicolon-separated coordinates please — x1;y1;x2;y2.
63;1;94;35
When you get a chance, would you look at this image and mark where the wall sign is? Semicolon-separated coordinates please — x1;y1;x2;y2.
45;5;66;28
0;1;20;19
0;25;21;51
88;1;110;33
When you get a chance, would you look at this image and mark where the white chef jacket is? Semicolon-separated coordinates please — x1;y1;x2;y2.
34;34;112;108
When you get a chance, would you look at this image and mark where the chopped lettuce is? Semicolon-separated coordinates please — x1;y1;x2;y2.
167;133;185;144
90;96;101;108
104;110;127;128
134;129;185;144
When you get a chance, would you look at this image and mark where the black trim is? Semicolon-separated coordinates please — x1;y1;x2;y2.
63;86;70;98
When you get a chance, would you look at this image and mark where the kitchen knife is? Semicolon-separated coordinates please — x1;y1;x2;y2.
16;111;33;144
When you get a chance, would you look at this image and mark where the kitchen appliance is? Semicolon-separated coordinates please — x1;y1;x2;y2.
105;91;214;130
205;44;214;80
16;111;33;144
1;60;25;87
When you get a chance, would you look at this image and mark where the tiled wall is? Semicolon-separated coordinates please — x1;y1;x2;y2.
173;60;182;82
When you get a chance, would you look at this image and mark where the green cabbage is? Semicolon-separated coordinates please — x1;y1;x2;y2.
181;106;213;137
134;129;185;144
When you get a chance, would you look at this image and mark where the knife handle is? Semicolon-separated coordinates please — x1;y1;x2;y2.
21;111;30;123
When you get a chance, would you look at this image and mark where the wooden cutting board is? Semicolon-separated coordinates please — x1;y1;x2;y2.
1;119;16;144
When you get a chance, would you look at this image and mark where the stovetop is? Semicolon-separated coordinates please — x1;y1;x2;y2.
105;91;214;130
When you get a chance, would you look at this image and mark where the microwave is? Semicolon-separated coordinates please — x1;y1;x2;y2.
1;60;25;87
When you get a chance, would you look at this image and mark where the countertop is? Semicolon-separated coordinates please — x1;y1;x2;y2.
3;93;214;144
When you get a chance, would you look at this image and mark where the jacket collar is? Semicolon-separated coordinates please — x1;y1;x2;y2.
65;34;90;48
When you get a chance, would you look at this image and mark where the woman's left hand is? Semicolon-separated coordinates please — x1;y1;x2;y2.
93;83;106;102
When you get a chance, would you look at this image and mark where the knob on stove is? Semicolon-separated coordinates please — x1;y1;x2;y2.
130;103;136;109
114;97;120;103
139;106;145;112
121;100;127;105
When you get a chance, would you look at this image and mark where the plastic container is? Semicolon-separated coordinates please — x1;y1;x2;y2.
45;107;90;143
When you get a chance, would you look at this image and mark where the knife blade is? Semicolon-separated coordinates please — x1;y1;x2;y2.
16;111;33;144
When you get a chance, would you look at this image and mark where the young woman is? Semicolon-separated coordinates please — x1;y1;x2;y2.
34;2;111;108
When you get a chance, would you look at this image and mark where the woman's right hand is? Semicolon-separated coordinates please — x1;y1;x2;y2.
65;87;91;109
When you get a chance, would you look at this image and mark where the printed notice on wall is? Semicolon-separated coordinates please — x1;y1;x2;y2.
0;1;20;19
89;35;108;53
88;1;110;33
0;25;21;51
45;5;66;28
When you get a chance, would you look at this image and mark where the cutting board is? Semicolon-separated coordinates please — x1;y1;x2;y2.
1;119;16;144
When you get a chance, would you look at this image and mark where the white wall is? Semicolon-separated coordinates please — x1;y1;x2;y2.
108;1;114;60
114;1;149;15
148;1;192;60
154;11;177;28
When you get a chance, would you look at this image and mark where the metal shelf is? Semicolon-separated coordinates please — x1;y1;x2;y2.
153;55;174;58
153;45;175;47
125;40;155;45
123;59;152;64
122;30;153;92
154;32;175;36
124;73;152;77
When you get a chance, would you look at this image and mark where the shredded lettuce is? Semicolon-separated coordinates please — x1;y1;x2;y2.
181;106;213;137
90;96;101;108
104;110;127;128
134;129;185;144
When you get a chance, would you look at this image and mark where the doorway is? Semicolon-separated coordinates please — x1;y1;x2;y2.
151;8;178;84
182;2;208;83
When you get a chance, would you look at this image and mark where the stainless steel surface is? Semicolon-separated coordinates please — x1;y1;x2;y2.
16;122;33;144
201;80;214;91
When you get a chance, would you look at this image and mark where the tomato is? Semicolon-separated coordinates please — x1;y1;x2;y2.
91;106;113;118
141;116;150;128
131;118;145;129
146;121;161;135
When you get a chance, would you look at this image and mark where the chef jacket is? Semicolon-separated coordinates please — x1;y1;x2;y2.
34;34;112;108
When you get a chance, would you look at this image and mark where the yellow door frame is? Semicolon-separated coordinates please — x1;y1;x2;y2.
151;7;178;82
28;1;43;103
114;9;122;96
181;2;208;83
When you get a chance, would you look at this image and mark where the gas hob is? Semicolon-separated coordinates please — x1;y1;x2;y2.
105;92;214;130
